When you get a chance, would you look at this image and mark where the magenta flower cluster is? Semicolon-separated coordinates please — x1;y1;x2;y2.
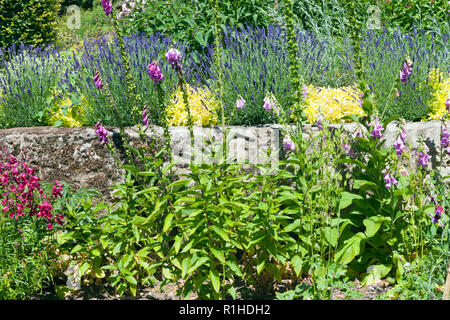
283;135;295;152
1;153;64;230
369;117;383;140
94;71;104;90
101;0;112;16
399;61;412;83
95;120;109;144
147;62;165;84
418;149;431;169
165;48;182;69
382;168;398;190
393;127;407;157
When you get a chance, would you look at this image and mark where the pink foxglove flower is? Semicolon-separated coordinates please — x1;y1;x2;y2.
147;62;165;83
165;48;182;67
369;117;383;140
101;0;112;16
94;71;104;90
418;151;431;169
142;108;149;127
393;136;405;157
236;96;245;110
283;135;295;152
95;120;109;145
446;98;450;112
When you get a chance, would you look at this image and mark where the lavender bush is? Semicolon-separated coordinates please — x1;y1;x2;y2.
0;44;71;128
195;24;329;125
61;33;206;127
361;27;449;121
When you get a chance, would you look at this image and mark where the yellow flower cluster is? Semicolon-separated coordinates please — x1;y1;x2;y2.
166;85;219;126
426;68;450;120
302;85;366;123
45;90;87;127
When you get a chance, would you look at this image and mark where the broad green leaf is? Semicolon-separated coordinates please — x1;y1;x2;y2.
124;274;137;286
55;285;72;299
284;219;300;233
173;235;182;254
322;227;339;247
335;232;366;265
211;248;226;264
211;225;230;242
182;257;190;278
291;255;302;277
363;216;391;238
163;213;174;233
339;192;363;210
79;261;90;277
209;269;220;293
361;264;392;286
187;256;209;274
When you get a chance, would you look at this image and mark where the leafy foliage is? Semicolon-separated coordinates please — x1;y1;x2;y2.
0;0;62;50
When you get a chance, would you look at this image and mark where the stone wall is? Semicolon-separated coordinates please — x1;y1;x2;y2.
0;120;449;198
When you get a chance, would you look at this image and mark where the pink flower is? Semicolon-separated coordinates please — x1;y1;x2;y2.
51;181;63;198
418;151;431;169
147;62;165;83
165;48;182;67
236;96;245;110
95;120;109;144
142;109;149;127
283;135;295;152
393;136;405;157
369;117;383;140
101;0;112;16
94;71;104;90
399;62;412;83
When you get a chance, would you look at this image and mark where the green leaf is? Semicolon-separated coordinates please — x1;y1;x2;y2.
211;248;226;264
322;227;339;247
70;244;84;254
291;255;302;277
339;192;363;210
335;232;366;265
182;257;190;278
363;216;391;238
163;213;174;233
79;261;91;277
187;256;209;274
131;215;147;226
361;264;392;286
284;219;300;232
209;269;220;293
173;235;182;254
210;225;230;242
54;285;72;299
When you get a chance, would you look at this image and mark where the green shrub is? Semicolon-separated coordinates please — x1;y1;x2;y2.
0;0;62;50
119;0;277;54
